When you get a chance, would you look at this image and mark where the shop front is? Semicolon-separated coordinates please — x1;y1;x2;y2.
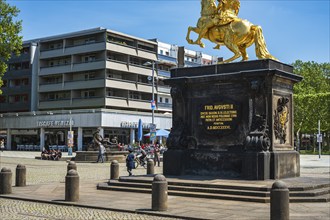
0;109;172;151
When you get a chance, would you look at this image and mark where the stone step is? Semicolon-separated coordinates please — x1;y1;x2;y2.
289;188;330;197
99;178;330;203
109;180;270;197
99;182;330;203
97;182;270;203
118;176;270;192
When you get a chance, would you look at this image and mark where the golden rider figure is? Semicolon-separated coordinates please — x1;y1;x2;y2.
195;0;240;48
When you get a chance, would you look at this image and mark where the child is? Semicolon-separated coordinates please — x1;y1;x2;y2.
126;148;135;176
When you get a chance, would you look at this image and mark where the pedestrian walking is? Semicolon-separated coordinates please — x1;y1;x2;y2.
97;144;105;163
153;144;161;167
0;139;5;151
126;148;135;176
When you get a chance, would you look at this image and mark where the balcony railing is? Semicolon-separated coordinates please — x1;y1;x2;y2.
157;102;172;109
158;54;177;64
158;70;171;78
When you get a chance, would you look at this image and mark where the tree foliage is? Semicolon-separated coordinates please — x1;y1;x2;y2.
0;0;23;94
293;60;330;134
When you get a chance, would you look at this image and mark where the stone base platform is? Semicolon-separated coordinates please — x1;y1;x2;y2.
74;151;128;163
98;175;330;203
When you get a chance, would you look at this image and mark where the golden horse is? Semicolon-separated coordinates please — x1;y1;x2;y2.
186;0;277;63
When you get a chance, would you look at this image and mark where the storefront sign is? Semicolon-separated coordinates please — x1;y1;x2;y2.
37;120;74;128
120;121;151;129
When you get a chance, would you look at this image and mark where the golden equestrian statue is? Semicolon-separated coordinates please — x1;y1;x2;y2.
186;0;277;63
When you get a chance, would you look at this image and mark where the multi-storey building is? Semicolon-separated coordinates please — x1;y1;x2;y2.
0;27;217;151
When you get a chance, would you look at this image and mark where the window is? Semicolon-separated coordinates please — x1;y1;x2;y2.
14;79;20;86
165;98;169;104
0;96;6;103
159;97;163;103
83;55;96;63
82;90;96;98
160;50;163;55
21;47;29;54
2;80;7;87
129;91;141;100
14;95;20;102
22;78;29;85
22;94;28;103
85;37;96;44
85;72;96;80
165;51;169;56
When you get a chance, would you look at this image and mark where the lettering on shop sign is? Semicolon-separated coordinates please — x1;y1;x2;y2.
200;103;239;133
37;120;74;128
120;121;151;129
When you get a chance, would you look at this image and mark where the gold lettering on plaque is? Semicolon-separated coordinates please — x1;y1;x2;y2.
200;104;237;130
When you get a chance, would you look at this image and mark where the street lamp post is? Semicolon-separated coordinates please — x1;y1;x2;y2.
144;60;157;144
151;61;155;125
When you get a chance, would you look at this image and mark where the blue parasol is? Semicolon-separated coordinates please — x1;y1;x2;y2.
137;119;143;142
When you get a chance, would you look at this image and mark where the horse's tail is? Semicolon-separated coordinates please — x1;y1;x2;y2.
252;25;278;61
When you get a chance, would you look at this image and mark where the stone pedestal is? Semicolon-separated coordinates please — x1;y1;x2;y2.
164;59;302;180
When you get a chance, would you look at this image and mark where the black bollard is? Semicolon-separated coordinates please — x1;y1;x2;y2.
16;164;26;187
0;167;12;194
152;174;168;211
110;160;119;179
67;161;77;172
271;180;290;220
147;159;155;175
65;169;79;202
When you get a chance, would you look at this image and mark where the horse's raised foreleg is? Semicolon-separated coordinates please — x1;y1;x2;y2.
186;26;205;48
186;26;200;45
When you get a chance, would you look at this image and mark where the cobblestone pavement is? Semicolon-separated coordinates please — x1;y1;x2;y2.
0;155;172;220
0;153;329;220
0;156;163;185
0;198;179;220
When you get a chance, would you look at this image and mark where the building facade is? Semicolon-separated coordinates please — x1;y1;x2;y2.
0;27;217;151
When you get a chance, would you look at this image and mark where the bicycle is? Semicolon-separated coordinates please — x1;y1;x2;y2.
134;153;147;169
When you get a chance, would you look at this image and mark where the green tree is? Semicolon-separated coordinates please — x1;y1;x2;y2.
0;0;23;94
293;60;330;151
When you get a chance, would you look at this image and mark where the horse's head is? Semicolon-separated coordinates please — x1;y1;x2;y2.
201;0;217;16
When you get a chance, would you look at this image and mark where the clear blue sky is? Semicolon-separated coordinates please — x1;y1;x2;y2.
8;0;330;64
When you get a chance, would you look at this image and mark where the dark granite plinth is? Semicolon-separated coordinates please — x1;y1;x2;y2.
164;59;302;180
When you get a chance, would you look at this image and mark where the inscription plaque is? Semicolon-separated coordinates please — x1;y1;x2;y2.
199;103;240;134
